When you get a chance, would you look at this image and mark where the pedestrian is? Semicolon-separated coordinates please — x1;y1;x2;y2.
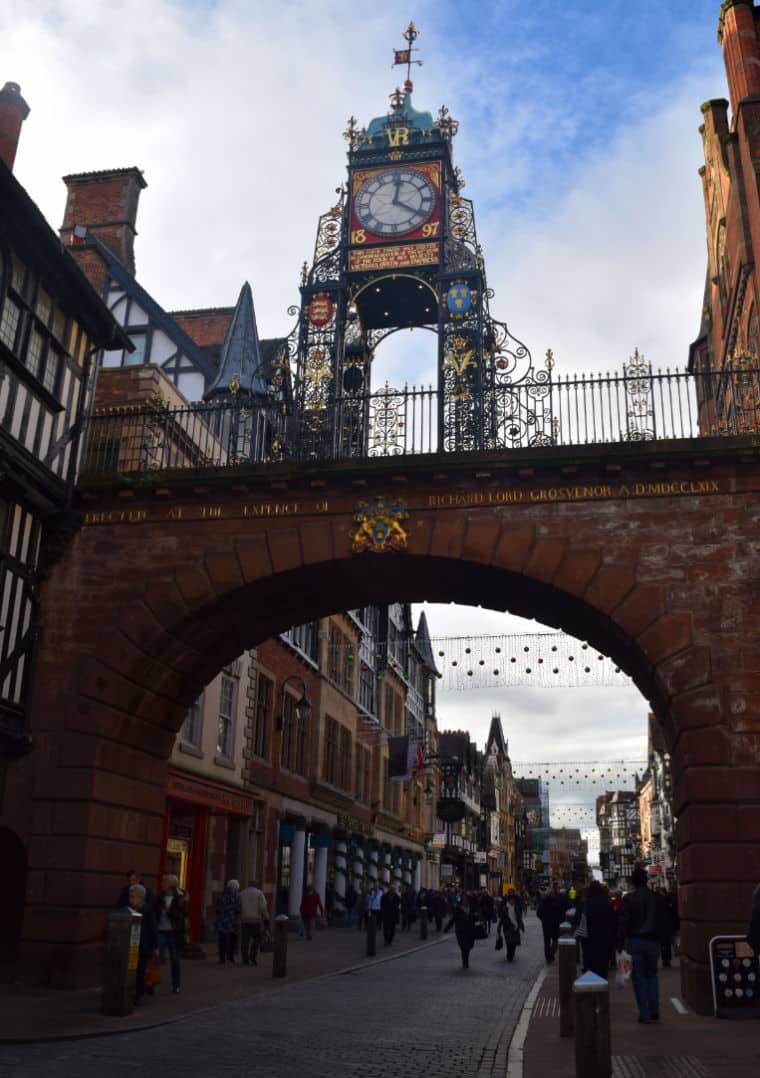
498;891;525;962
325;881;335;924
573;881;617;979
116;868;152;909
300;884;324;940
432;890;445;933
372;883;384;929
481;890;495;935
747;879;760;954
618;867;666;1023
401;884;416;931
345;882;358;928
356;884;369;931
381;882;401;946
129;883;158;1005
444;893;477;969
216;879;242;964
537;887;562;963
155;873;186;995
239;880;268;966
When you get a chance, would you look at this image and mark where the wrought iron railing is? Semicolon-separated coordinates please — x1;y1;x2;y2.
79;366;760;479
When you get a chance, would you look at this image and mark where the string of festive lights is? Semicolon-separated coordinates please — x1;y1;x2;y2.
430;633;630;690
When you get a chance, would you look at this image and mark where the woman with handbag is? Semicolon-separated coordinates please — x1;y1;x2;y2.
498;892;525;963
444;894;479;969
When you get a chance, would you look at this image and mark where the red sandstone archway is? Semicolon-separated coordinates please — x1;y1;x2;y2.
9;443;760;1011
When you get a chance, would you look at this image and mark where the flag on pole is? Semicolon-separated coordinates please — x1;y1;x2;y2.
394;49;411;65
388;737;425;780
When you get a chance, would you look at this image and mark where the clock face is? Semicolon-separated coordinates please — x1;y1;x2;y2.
354;168;437;237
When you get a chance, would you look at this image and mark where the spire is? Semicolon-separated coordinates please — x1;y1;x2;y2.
207;282;266;398
414;610;440;675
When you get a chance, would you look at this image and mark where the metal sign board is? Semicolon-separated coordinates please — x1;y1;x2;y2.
709;935;760;1018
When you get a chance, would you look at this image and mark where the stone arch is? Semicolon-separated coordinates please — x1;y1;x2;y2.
14;470;760;1008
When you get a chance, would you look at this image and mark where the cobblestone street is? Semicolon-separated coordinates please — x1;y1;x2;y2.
1;921;543;1078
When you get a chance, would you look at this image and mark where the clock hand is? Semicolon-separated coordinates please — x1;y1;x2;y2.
394;199;419;214
392;175;402;205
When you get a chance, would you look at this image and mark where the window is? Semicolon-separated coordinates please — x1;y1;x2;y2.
383;774;401;816
339;726;352;791
182;694;204;748
326;621;356;697
323;716;339;786
124;333;147;366
384;684;403;735
284;621;319;663
253;672;273;759
0;298;20;352
216;674;236;758
359;659;375;716
355;745;371;803
281;691;306;775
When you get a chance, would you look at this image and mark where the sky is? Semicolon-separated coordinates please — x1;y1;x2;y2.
1;0;729;857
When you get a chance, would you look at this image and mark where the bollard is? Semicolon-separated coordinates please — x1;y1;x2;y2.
558;937;577;1037
272;914;289;979
573;971;611;1078
559;918;573;938
366;912;377;957
419;906;428;941
102;907;141;1016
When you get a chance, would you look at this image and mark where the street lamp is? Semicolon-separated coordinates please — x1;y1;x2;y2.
278;675;312;729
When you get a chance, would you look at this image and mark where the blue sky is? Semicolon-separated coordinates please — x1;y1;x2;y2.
0;0;732;849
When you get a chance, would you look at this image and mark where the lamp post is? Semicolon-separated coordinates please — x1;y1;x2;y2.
278;675;312;729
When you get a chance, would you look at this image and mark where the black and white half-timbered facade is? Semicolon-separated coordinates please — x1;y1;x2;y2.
0;110;128;757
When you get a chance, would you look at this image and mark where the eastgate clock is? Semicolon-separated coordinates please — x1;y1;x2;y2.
354;167;437;237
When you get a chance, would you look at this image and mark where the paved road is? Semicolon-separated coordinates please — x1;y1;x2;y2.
2;918;543;1078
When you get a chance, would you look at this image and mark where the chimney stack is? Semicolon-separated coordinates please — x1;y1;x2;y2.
60;167;147;277
0;81;30;171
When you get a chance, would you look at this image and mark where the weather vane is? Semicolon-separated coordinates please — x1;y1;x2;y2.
392;20;422;92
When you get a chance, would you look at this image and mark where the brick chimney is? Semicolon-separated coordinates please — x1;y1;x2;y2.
0;81;30;171
60;167;147;277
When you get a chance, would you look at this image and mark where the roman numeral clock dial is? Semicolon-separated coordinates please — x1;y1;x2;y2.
354;168;436;236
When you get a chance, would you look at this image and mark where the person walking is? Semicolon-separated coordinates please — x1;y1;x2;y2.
356;884;369;931
116;869;153;909
372;883;384;929
239;880;268;966
401;885;416;931
431;890;445;933
300;884;324;940
128;883;158;1005
537;887;562;963
573;881;617;979
445;894;477;969
481;890;495;935
498;891;525;962
380;882;401;946
155;873;186;994
618;868;665;1023
216;879;242;964
345;882;358;928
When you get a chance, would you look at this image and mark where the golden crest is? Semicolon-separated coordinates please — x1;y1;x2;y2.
445;335;477;377
351;496;409;554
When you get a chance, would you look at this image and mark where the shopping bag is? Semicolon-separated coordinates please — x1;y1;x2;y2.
259;926;273;953
473;920;488;941
495;935;504;952
144;959;161;988
615;949;632;990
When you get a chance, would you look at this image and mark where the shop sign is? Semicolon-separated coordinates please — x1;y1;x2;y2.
440;864;454;877
709;935;760;1017
431;831;446;847
474;852;487;863
167;770;255;817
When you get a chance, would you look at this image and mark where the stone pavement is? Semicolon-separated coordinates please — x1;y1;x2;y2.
0;917;545;1077
0;922;447;1043
520;952;760;1078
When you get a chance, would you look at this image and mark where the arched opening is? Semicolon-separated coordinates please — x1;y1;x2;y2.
369;324;438;392
0;827;27;967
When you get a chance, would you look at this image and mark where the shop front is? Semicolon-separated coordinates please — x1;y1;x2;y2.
161;768;256;943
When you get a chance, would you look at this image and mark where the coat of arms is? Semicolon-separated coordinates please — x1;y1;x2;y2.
351;496;409;554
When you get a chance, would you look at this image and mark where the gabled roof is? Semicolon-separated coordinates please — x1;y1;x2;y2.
83;231;216;383
413;610;440;675
0;164;129;350
207;282;267;398
486;712;508;757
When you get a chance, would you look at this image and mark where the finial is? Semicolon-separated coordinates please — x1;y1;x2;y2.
436;104;459;140
229;372;240;396
343;115;361;149
389;87;405;113
545;348;554;371
300;261;309;285
392;19;422;92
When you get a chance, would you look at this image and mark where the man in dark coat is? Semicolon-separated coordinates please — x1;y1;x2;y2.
117;869;153;909
537;887;562;963
380;883;401;946
128;884;158;1004
444;897;477;968
618;868;667;1024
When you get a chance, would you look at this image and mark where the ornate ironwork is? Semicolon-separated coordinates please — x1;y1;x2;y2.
623;348;655;441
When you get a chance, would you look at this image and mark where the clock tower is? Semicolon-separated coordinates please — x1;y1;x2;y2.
293;22;551;459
